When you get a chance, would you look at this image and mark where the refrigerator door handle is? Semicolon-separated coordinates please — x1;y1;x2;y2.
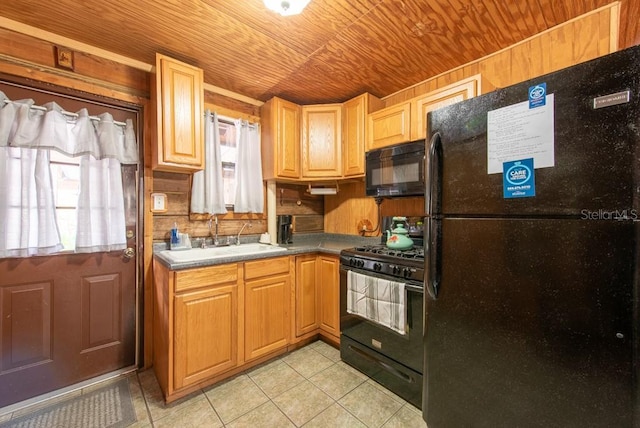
425;132;442;217
426;132;442;299
427;217;442;299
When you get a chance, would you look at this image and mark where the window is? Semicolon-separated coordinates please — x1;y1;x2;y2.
49;150;80;251
219;119;237;208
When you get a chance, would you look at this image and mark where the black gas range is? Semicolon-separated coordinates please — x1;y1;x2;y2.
340;245;425;284
339;242;425;409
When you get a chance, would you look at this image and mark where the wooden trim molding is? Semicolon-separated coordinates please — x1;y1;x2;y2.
0;16;263;107
0;53;148;102
610;2;620;52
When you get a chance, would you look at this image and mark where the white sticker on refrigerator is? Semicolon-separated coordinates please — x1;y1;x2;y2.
486;93;555;174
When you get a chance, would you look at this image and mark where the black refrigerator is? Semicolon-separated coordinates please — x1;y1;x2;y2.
423;45;640;427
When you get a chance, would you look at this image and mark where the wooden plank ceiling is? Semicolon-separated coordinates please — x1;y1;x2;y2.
1;0;638;104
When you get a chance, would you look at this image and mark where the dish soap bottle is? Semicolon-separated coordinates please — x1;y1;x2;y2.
170;222;180;249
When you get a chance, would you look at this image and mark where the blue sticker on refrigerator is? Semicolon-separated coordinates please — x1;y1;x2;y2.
529;83;546;108
503;158;535;198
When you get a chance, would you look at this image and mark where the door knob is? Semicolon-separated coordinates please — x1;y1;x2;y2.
123;247;135;259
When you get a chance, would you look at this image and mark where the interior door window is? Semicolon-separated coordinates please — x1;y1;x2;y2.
50;150;80;251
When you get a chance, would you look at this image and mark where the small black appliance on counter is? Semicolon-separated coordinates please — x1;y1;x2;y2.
276;215;293;244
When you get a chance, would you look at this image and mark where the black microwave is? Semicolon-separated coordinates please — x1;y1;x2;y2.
365;140;425;197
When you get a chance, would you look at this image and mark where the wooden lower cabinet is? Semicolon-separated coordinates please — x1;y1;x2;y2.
318;255;340;340
292;254;340;344
153;253;339;403
244;257;291;361
295;255;320;337
153;260;242;402
174;284;238;389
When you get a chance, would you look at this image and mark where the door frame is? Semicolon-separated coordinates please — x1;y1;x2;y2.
0;74;146;400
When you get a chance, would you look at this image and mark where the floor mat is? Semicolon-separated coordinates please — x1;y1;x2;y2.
0;378;136;428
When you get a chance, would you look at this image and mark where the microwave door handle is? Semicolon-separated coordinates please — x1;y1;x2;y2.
426;132;442;300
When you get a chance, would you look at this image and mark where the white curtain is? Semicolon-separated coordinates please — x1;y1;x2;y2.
234;119;263;213
75;156;127;252
191;110;227;214
0;146;62;257
0;91;138;257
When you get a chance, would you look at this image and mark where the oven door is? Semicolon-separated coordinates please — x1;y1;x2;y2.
339;266;424;373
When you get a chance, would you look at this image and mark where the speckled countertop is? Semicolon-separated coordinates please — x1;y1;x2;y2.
153;233;381;271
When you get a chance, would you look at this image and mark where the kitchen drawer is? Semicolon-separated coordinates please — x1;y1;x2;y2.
174;263;238;292
244;256;289;280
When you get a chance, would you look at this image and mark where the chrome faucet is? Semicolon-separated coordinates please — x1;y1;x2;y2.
236;221;251;245
208;215;219;245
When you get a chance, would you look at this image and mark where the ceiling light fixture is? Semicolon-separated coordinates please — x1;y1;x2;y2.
263;0;310;16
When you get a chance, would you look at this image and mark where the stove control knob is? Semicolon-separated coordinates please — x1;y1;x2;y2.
350;258;356;267
403;268;412;278
373;263;382;271
391;265;400;275
356;259;363;268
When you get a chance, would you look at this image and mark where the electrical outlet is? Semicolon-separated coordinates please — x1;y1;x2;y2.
151;193;167;212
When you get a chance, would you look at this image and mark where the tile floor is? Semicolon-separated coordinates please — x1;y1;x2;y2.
0;340;427;427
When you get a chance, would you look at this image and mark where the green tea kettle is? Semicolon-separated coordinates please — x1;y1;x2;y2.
385;217;414;250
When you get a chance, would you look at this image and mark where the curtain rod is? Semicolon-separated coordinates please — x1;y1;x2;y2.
2;99;127;127
207;112;258;129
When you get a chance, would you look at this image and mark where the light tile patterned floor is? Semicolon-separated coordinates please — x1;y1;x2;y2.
1;340;427;427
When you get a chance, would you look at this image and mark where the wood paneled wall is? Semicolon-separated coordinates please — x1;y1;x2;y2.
275;183;324;216
383;3;619;106
324;181;425;235
152;170;268;242
324;4;620;236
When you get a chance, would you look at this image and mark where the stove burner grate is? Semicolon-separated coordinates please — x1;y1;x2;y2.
352;245;424;260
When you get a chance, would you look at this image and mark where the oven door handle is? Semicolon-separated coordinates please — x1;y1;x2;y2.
340;267;424;292
426;132;442;300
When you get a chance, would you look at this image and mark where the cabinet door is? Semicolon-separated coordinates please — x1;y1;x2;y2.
245;274;291;361
367;102;411;150
342;95;366;177
276;99;301;178
410;76;479;140
261;97;300;180
295;255;319;337
154;53;204;172
301;104;342;178
174;284;238;389
318;255;340;339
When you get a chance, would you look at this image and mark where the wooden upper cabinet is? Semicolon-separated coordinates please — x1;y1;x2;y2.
367;102;411;150
153;53;204;172
343;93;383;177
301;104;342;178
261;97;301;180
367;75;483;150
410;75;481;141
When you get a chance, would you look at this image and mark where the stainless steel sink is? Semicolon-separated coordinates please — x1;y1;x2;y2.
159;243;287;263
